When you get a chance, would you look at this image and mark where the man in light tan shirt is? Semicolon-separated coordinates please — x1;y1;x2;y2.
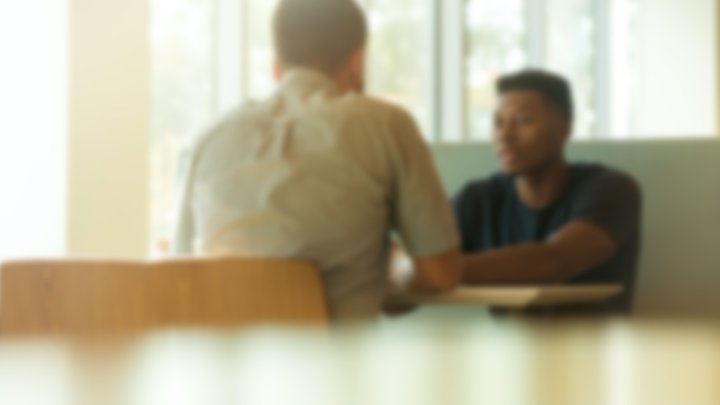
173;0;460;322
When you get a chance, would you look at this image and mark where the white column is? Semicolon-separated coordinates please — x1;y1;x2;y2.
67;0;151;258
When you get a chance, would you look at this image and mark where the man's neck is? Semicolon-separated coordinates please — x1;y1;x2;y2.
278;66;361;94
515;159;569;210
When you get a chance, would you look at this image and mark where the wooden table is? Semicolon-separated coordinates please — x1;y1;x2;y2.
0;320;718;405
398;284;624;308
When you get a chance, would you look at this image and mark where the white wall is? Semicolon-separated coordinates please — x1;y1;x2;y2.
67;0;150;259
632;0;717;137
0;1;68;260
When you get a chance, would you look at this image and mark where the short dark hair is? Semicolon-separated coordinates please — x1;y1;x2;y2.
273;0;367;73
497;69;574;123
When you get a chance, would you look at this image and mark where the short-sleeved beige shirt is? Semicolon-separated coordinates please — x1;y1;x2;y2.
173;68;459;321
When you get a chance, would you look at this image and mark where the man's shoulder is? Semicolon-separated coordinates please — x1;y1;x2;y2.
571;163;641;198
190;100;269;151
337;93;416;123
212;100;268;132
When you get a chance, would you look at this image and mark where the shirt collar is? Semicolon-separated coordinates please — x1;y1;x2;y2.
280;67;340;95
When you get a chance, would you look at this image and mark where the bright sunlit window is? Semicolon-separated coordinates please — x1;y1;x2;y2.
0;1;67;261
364;0;434;134
465;0;526;141
150;0;217;246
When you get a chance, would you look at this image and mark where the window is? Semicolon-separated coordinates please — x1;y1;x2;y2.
544;0;597;137
463;0;633;140
465;0;526;141
151;0;216;245
364;0;434;135
245;0;280;99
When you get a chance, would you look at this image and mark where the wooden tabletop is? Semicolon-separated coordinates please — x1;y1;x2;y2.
0;319;718;405
397;284;624;308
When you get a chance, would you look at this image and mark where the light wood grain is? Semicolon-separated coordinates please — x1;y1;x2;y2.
0;258;328;335
400;284;623;308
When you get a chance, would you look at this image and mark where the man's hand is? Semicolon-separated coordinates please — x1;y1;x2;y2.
384;243;461;317
383;243;420;316
381;295;420;317
388;241;413;290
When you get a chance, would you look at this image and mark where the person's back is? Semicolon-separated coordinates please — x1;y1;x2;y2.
173;0;460;322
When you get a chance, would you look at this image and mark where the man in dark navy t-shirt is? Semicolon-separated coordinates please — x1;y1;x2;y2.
454;70;641;313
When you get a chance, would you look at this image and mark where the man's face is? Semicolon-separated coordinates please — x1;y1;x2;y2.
492;90;570;176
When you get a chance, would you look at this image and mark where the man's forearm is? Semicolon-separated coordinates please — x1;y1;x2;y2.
390;247;461;293
462;243;573;285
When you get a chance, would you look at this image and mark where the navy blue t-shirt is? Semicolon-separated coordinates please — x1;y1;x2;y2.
453;163;642;313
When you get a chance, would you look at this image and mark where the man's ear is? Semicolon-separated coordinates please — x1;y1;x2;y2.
346;48;366;91
348;48;365;74
561;120;573;142
553;112;572;143
273;60;284;82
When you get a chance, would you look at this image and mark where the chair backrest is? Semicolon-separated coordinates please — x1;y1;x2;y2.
0;258;328;335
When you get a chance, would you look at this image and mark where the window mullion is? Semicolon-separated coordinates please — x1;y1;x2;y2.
214;0;246;112
428;0;442;142
440;0;466;142
594;0;612;138
525;0;546;67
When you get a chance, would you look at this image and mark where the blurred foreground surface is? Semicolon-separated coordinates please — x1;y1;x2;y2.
1;317;718;405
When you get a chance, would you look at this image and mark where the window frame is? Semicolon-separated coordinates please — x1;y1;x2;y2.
211;0;624;142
